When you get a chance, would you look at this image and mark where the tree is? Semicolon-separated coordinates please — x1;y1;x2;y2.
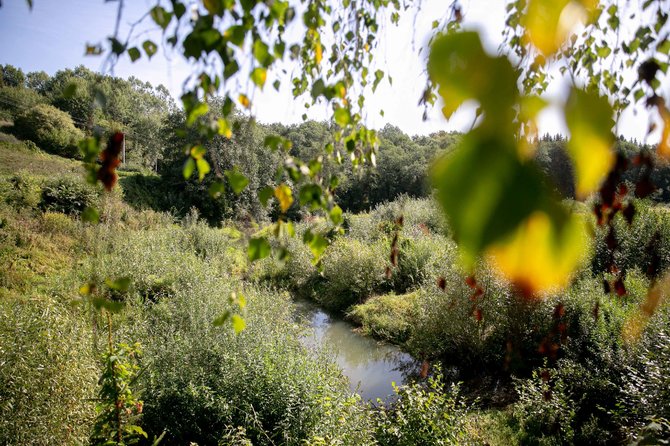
13;1;670;302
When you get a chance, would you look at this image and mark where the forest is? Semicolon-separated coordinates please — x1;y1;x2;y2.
2;0;670;444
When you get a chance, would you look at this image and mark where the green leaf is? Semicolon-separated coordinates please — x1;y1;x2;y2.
142;40;158;58
431;130;546;263
231;314;246;333
190;145;207;159
209;181;225;198
150;5;172;30
127;47;141;62
428;32;517;122
109;37;126;55
372;69;384;92
183;157;195;180
334;108;350;127
90;297;124;314
248;237;271;261
564;88;615;197
203;0;224;15
186;101;209;126
213;310;231;326
299;184;324;209
251;67;267;89
82;206;100;224
258;186;274;207
253;39;273;67
329;205;343;225
196;158;210;181
105;277;131;292
225;169;249;194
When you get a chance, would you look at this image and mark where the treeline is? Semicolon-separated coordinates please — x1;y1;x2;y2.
3;63;668;225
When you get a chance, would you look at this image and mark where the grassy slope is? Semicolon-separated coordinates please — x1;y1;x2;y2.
0;134;84;177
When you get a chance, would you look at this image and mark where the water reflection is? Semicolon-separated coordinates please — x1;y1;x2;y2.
293;299;420;401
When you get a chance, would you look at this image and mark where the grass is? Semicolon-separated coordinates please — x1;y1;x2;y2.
0;137;83;177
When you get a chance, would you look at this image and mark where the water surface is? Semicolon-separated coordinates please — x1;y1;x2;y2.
293;299;420;401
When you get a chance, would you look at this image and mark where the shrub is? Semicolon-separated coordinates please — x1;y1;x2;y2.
348;291;420;343
317;238;386;312
0;297;97;444
12;103;83;158
0;172;42;209
0;86;45;120
40;176;98;215
373;369;468;446
511;365;576;445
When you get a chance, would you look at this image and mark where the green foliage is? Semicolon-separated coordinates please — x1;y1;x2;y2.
511;365;577;445
317;237;386;312
0;297;97;444
91;342;147;445
0;85;46;120
373;369;468;446
0;172;42;210
40;176;99;215
347;291;419;343
12;103;84;158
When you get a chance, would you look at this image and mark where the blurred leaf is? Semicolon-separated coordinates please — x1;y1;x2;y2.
239;94;250;109
196;158;210;181
274;183;293;213
231;314;246;333
428;32;517;123
203;0;224;15
186;101;209;126
299;184;324;210
150;5;172;30
329;205;343;225
127;47;141;62
209;181;225;198
143;40;158;58
217;118;233;138
183;157;195;180
334;108;350;127
225;169;249;194
105;277;131;292
488;210;588;294
431;130;547;264
565;88;615;197
190;145;207;159
251;67;267;89
258;186;274;207
248;237;271;261
212;310;231;327
90;297;124;314
82;206;100;224
522;0;571;55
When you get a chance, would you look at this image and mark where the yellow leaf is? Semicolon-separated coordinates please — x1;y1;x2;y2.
274;183;293;213
523;0;589;56
217;118;232;138
565;88;615;198
315;42;322;64
487;211;588;296
238;94;250;109
655;99;670;159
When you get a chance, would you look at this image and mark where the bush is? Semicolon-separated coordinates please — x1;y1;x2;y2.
0;86;45;120
373;369;468;446
348;291;420;343
40;176;98;215
317;238;386;312
12;103;83;158
0;172;42;209
0;297;97;444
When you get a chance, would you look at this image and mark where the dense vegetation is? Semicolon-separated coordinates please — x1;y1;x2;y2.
2;59;670;444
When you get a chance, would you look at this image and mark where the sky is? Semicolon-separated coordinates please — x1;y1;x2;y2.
0;0;665;141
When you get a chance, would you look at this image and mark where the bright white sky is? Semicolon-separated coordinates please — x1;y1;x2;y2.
0;0;664;141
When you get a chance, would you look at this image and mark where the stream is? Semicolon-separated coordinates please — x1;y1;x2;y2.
293;299;421;401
